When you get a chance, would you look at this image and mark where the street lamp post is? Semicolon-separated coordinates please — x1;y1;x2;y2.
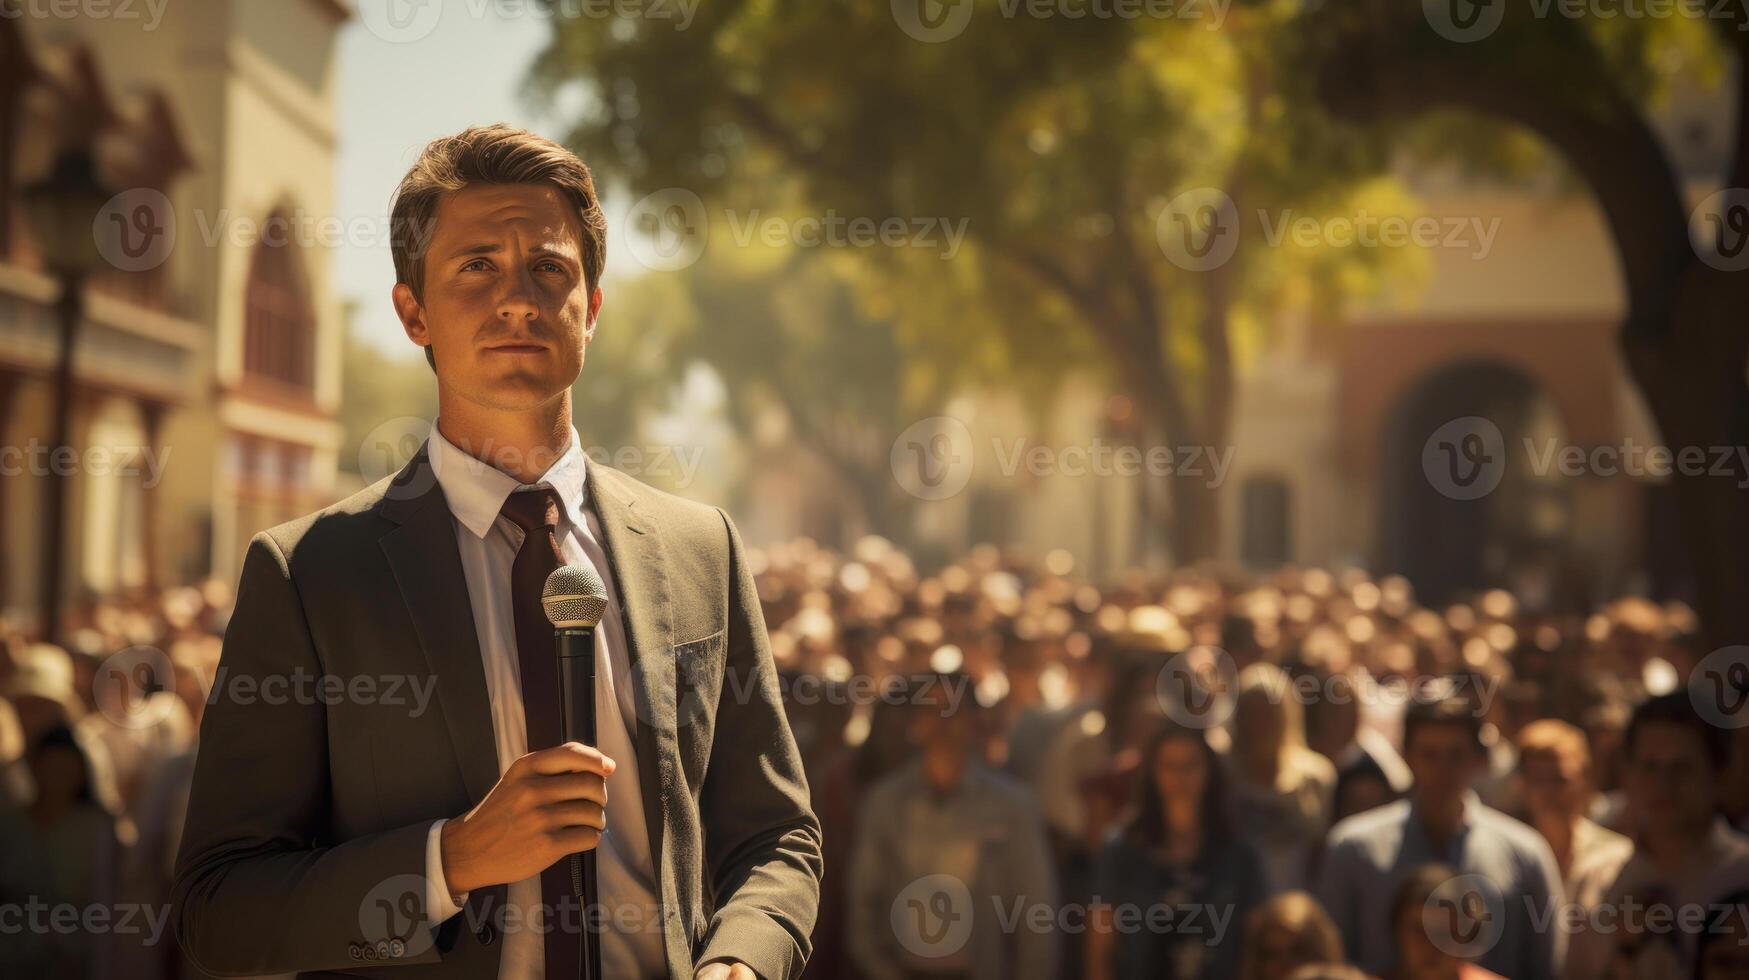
21;145;110;645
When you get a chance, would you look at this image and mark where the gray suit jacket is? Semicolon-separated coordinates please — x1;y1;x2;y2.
172;446;822;980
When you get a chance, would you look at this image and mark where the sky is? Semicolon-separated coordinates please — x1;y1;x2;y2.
334;2;605;356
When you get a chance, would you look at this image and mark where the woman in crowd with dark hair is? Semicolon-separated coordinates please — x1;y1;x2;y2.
1085;719;1266;980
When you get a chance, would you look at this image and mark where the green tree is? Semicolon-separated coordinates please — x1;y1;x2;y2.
596;245;933;538
337;319;437;479
528;1;1410;561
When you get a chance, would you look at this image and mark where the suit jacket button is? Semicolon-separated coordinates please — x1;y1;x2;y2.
477;922;497;946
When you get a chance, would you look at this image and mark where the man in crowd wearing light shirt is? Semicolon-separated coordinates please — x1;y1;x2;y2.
1317;685;1565;979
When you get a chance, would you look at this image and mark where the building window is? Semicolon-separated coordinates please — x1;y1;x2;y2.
1240;476;1293;569
243;211;316;390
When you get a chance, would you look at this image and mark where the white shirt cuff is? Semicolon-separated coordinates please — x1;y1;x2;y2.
425;818;467;923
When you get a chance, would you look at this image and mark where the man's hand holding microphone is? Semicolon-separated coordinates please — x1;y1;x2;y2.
438;741;614;900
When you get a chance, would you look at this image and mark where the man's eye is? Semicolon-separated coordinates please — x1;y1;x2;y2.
462;259;490;272
536;261;564;274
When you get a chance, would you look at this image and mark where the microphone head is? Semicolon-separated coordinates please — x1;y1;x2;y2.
542;563;608;629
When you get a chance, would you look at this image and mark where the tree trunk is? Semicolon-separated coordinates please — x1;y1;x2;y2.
1314;13;1749;646
1623;266;1749;649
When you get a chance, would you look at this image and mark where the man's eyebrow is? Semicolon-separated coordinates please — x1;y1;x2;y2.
442;242;579;261
445;243;503;260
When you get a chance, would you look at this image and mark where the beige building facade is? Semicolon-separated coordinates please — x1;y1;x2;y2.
0;0;349;630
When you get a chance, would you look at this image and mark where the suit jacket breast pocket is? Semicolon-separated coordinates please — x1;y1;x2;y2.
672;629;725;773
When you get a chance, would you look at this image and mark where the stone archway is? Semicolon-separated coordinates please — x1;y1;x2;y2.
1378;360;1570;605
1338;317;1633;607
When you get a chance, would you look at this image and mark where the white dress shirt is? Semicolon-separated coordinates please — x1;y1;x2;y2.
420;423;668;979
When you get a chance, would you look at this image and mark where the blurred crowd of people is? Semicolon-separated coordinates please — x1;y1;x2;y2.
761;538;1749;980
0;580;230;977
4;537;1749;979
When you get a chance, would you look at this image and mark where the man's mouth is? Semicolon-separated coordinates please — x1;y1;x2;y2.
485;343;547;354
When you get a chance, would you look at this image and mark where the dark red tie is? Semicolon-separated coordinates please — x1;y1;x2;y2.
500;487;582;980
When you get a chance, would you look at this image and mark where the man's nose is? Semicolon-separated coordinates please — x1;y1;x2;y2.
497;267;540;320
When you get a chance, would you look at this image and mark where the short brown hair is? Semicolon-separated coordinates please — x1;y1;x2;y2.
1516;718;1590;770
389;124;608;368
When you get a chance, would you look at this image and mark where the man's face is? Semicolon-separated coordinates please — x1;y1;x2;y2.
1624;721;1716;835
1153;735;1209;807
1518;747;1584;819
394;183;601;414
1405;721;1483;807
912;692;973;760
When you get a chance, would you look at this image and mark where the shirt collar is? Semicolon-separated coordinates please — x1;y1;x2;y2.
427;421;589;539
1405;789;1482;849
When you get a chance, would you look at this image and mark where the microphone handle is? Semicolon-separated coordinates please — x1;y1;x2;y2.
555;625;602;980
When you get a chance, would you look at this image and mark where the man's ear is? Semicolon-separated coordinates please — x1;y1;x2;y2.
392;281;430;353
583;285;604;343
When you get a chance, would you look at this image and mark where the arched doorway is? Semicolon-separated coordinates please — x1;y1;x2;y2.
1379;360;1575;606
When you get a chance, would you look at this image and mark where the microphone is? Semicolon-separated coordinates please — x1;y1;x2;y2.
542;564;608;980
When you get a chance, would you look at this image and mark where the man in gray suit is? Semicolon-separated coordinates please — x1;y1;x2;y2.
172;124;822;980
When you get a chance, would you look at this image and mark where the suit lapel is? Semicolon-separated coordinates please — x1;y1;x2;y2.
585;464;675;900
379;446;502;807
